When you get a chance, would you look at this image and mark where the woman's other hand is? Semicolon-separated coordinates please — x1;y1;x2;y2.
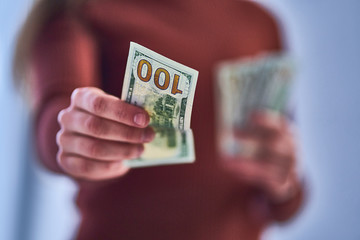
221;110;300;203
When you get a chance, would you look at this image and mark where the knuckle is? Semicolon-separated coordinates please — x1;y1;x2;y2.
134;129;144;142
87;140;103;158
56;152;74;173
56;153;95;178
123;128;137;142
115;106;129;122
57;155;88;176
57;109;69;125
57;107;75;127
71;158;88;175
56;150;64;163
57;154;66;169
91;95;106;114
122;148;133;159
71;88;83;102
79;160;94;175
57;110;65;124
102;162;113;172
56;130;65;147
85;116;105;136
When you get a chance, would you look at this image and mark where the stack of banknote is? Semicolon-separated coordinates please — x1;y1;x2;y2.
121;42;198;167
215;54;294;158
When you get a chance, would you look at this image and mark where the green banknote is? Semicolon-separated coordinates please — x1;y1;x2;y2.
215;53;294;158
121;42;198;167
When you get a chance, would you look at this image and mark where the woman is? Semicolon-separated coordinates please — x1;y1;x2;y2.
14;0;304;239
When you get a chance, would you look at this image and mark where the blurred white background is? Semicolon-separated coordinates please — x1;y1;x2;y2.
1;0;359;239
0;1;78;240
262;1;360;239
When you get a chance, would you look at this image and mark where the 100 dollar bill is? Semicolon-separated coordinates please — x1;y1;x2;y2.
121;42;198;167
215;53;294;158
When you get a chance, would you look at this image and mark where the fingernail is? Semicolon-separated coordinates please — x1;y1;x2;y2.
134;113;146;126
143;128;155;142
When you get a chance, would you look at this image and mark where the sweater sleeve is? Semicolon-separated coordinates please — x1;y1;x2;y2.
30;13;100;173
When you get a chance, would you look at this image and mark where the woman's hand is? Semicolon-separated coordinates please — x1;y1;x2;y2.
56;87;155;180
221;111;300;203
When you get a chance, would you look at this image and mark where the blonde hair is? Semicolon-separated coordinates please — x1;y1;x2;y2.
13;0;88;90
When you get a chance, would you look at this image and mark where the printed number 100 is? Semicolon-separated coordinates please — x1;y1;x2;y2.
137;59;183;96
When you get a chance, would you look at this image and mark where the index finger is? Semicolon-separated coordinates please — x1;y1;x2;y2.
71;87;150;128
